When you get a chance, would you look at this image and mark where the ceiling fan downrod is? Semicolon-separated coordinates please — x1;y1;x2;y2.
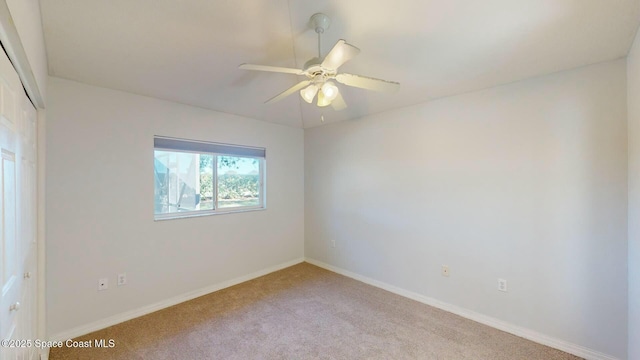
310;13;331;58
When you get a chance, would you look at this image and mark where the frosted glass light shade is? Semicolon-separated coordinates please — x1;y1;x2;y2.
317;91;331;107
321;81;338;101
300;85;318;103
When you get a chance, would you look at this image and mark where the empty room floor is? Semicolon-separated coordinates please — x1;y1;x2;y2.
49;263;581;359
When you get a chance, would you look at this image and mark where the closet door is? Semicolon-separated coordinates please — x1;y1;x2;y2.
0;43;38;360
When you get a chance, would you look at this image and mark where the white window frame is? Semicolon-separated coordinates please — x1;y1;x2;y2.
153;136;266;220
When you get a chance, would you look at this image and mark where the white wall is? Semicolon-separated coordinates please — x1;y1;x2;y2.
6;0;47;103
305;60;628;358
45;77;304;337
628;25;640;360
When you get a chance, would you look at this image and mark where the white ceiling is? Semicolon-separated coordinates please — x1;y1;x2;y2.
40;0;640;128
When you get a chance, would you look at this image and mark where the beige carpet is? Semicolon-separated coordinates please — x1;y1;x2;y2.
50;262;581;359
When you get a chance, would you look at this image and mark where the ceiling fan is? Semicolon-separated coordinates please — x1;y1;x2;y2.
239;13;400;111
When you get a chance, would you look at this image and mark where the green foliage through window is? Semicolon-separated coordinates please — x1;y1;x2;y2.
155;151;263;217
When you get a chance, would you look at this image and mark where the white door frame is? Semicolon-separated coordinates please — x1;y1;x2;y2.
0;1;45;108
0;1;47;358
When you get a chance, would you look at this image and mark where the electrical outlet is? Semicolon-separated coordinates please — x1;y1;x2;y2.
441;265;450;277
98;278;108;291
331;239;336;248
117;273;127;286
498;278;508;292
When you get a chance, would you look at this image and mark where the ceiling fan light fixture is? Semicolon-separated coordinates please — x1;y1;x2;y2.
317;90;331;107
321;81;339;101
300;84;318;103
238;12;399;113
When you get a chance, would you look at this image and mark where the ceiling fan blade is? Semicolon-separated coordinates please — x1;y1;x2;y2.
331;92;347;111
321;40;360;71
239;63;304;75
265;80;311;104
335;73;400;92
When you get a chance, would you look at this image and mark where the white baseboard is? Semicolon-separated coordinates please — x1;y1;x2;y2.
304;257;619;360
49;258;305;342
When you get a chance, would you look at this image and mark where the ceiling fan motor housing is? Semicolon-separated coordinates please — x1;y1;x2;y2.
303;58;336;84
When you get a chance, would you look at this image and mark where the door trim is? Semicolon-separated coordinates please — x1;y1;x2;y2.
0;0;45;109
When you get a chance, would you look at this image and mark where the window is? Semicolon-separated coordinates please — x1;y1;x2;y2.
154;136;265;220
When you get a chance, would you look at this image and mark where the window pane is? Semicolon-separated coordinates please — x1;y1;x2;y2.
154;136;265;219
217;156;260;208
154;150;208;214
199;154;214;210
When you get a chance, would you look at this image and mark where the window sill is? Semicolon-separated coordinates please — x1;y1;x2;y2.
154;206;266;221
